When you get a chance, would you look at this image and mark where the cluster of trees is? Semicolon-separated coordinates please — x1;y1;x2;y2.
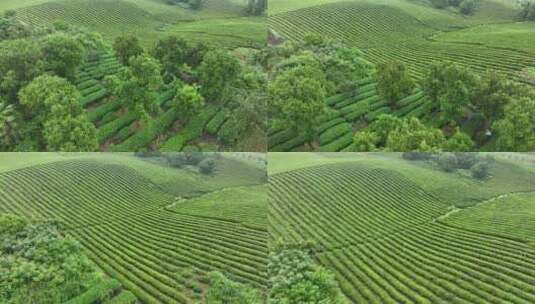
376;60;535;151
430;0;478;15
205;271;262;303
519;1;535;20
268;242;348;303
267;34;373;147
136;151;218;174
353;114;474;151
165;0;203;10
247;0;267;16
0;214;101;303
403;152;494;179
0;13;105;151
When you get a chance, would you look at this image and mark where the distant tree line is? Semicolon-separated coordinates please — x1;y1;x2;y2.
430;0;478;15
519;1;535;20
402;152;494;179
165;0;203;10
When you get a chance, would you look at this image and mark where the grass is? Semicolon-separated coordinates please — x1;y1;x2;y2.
0;153;267;303
269;153;535;303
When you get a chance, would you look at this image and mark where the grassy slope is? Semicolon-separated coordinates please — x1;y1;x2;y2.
0;153;267;303
268;153;535;207
6;0;265;48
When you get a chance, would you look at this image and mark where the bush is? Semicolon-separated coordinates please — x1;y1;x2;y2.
438;153;458;172
199;158;216;174
471;161;490;179
459;0;477;15
454;153;478;169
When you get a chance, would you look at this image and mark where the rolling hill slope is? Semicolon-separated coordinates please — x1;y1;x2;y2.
0;154;267;303
269;154;535;303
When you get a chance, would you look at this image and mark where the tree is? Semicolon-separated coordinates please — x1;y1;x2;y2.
442;128;474;151
189;0;203;10
269;64;327;147
0;98;20;150
459;0;477;15
0;39;43;102
493;97;535;151
170;81;204;123
41;33;86;79
376;61;414;107
386;117;445;151
109;54;163;121
151;36;189;82
369;114;403;146
199;158;216;174
206;271;261;304
0;10;31;40
471;161;490;179
437;153;458;172
352;131;378;152
112;35;143;65
268;243;347;304
519;1;535;21
421;62;478;125
454;152;478;169
18;75;97;151
198;50;241;102
247;0;267;15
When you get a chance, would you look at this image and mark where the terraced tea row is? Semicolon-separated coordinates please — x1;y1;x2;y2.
270;162;535;303
269;164;449;248
0;159;267;303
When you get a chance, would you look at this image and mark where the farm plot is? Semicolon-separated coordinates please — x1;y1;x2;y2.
269;2;535;82
269;161;535;303
0;158;268;303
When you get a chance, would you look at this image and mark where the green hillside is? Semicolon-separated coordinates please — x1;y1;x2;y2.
4;0;265;47
269;153;535;303
0;153;267;303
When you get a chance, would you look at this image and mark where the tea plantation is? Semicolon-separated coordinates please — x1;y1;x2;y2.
0;153;268;303
269;153;535;303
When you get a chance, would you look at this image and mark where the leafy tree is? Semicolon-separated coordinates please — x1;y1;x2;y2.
369;114;403;146
471;161;490;179
41;33;86;79
352;131;378;152
454;152;478;169
493;97;535;151
437;153;458;172
386;117;445;151
112;35;143;65
189;0;203;10
206;271;261;303
170;81;204;123
151;36;189;82
269;64;327;147
0;98;20;150
519;1;535;21
459;0;477;14
18;75;97;151
376;61;414;107
268;243;347;304
0;10;31;40
108;54;163;121
199;158;217;174
422;62;478;125
323;45;373;93
0;39;43;102
198;50;241;103
442;128;474;151
0;214;101;304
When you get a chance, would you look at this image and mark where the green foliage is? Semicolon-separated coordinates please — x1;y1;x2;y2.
268;243;347;304
18;75;97;151
470;161;490;179
493;97;535;151
198;49;241;103
459;0;477;15
269;63;327;144
0;10;31;40
170;81;204;123
519;1;535;21
108;54;163;121
386;117;445;151
205;271;262;303
112;35;143;66
0;39;43;102
0;98;20;150
422;62;479;125
247;0;267;16
442;128;474;151
151;36;189;81
430;0;449;9
41;33;86;79
352;131;378;152
437;152;458;172
0;214;100;304
376;60;414;107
